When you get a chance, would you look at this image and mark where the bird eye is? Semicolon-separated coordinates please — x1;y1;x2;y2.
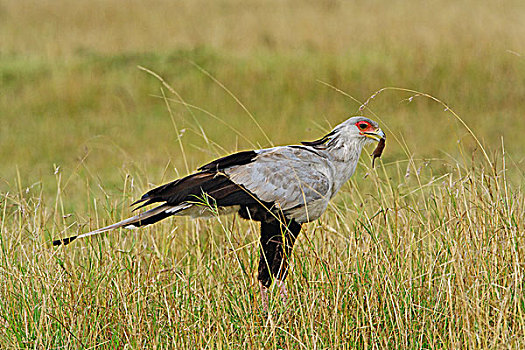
358;123;368;130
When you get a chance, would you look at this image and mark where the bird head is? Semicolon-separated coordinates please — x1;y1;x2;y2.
301;116;385;151
337;116;385;144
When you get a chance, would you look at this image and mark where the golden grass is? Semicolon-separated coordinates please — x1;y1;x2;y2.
2;0;524;56
2;119;524;347
1;0;525;348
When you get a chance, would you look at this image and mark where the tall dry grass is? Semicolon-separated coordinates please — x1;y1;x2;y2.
2;0;524;57
2;75;525;347
1;0;525;348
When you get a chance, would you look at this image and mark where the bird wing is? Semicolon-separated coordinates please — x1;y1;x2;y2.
53;147;332;245
225;146;332;213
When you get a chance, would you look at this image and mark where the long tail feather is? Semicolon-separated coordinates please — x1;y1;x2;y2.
52;204;189;246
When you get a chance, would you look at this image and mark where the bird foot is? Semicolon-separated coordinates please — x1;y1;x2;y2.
276;279;288;303
259;281;269;312
259;280;289;313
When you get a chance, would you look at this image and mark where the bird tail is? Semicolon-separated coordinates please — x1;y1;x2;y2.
52;203;190;246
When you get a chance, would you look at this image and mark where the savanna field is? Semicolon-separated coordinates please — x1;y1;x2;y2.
1;0;525;348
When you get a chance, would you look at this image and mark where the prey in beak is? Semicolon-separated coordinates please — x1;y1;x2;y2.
355;120;386;168
365;128;386;168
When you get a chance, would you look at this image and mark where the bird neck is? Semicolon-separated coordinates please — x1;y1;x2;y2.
324;137;366;195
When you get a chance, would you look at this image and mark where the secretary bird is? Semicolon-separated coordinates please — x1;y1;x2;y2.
53;116;386;308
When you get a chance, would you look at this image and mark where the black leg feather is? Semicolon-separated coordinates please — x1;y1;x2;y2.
258;218;302;288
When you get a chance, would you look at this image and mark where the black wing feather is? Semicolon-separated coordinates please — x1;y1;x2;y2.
133;150;259;210
132;172;261;210
198;150;257;172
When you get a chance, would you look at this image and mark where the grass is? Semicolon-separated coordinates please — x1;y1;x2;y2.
2;134;524;348
1;0;525;348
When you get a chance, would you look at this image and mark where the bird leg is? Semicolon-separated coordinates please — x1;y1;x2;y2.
258;222;277;311
258;219;301;309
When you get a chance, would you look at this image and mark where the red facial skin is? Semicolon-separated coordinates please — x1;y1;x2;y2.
355;120;376;135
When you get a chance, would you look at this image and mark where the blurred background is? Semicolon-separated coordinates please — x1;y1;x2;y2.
1;0;524;207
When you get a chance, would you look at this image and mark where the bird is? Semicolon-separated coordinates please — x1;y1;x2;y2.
53;116;386;309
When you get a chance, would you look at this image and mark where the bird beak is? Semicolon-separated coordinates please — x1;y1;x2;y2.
364;128;386;142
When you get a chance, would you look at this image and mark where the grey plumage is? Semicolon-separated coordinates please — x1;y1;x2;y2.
53;116;386;307
225;146;332;223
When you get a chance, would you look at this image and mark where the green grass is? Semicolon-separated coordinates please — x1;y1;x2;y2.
1;0;525;348
2;143;524;348
2;48;524;203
